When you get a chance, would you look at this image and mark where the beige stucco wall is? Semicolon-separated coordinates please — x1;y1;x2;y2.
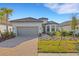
0;24;13;33
62;25;71;31
11;22;43;34
62;25;79;31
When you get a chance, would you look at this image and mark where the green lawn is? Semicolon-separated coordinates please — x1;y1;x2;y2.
38;39;79;53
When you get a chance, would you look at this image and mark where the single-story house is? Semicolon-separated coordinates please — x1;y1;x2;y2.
10;17;48;36
10;17;62;36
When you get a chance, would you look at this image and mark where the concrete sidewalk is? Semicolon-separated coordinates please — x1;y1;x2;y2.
38;53;79;56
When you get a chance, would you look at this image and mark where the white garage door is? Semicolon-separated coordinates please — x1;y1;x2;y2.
17;27;38;37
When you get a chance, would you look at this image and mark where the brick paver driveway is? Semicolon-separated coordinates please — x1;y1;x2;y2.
0;36;38;56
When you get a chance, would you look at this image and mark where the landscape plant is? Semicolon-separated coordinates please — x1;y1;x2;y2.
71;16;78;40
0;12;4;23
0;8;13;32
0;31;16;42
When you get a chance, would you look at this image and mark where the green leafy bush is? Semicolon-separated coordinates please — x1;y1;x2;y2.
0;31;16;41
9;32;16;38
55;31;61;37
68;31;73;36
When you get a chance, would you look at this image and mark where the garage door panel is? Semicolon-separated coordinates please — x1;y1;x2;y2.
17;27;38;37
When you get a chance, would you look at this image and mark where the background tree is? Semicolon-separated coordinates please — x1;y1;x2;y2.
0;8;13;32
71;16;77;39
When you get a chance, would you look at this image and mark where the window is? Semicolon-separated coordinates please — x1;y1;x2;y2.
47;26;50;32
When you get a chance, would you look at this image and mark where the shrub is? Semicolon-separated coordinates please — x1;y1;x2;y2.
68;31;73;36
1;32;10;39
1;31;16;41
55;31;61;37
75;43;79;52
46;32;54;36
9;32;16;38
61;31;69;36
75;33;79;37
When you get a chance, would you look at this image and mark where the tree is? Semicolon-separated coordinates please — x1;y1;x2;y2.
0;8;13;32
55;31;62;40
71;16;77;39
0;12;4;23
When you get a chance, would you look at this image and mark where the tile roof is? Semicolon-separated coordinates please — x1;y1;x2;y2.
10;17;45;22
45;21;59;25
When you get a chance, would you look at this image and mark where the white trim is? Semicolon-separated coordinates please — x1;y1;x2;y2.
49;25;52;33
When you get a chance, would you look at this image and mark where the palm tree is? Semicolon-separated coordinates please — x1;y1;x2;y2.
0;8;13;32
0;12;4;24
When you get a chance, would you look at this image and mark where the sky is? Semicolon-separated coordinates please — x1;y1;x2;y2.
0;3;79;23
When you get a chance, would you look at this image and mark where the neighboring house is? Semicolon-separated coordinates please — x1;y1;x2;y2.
0;18;13;33
0;23;13;33
60;21;72;31
60;20;79;31
10;17;46;36
44;21;59;33
60;20;79;34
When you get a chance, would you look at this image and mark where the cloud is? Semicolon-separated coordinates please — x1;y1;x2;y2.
44;3;79;14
